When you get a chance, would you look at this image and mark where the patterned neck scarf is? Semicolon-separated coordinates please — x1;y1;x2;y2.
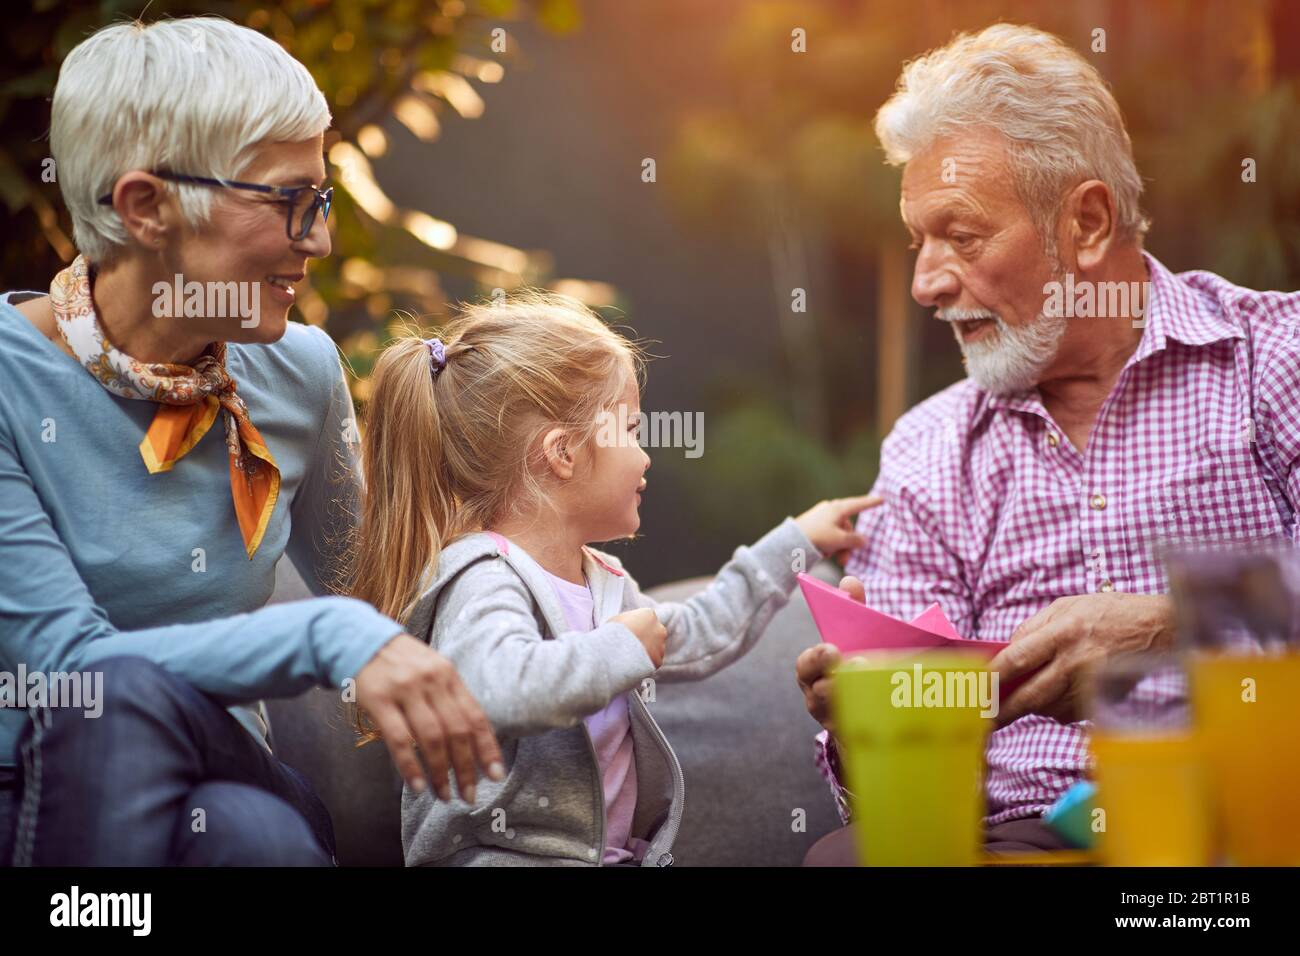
50;254;280;559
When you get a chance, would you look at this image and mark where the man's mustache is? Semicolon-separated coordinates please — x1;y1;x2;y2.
936;308;999;323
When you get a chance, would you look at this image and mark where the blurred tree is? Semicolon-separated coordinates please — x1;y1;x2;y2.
661;0;927;543
667;1;912;446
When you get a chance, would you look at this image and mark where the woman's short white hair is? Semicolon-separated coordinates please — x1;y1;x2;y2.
52;16;331;263
875;23;1149;245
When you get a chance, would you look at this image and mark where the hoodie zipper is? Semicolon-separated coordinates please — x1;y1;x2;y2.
594;556;682;867
590;555;681;866
581;723;608;866
630;689;684;867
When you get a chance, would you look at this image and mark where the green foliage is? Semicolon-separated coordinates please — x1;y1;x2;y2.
660;395;880;545
1163;80;1300;288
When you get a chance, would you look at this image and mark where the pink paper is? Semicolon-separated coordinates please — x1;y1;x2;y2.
796;573;1008;659
908;602;963;642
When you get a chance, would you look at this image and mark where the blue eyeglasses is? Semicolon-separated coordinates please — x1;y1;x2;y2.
97;171;333;241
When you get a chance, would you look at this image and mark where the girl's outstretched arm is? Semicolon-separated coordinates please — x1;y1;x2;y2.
609;496;879;683
611;518;816;683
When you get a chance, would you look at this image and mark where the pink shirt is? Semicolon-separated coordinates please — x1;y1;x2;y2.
545;570;643;864
821;252;1300;825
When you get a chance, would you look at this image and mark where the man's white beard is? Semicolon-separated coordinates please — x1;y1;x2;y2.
939;248;1072;395
958;309;1068;395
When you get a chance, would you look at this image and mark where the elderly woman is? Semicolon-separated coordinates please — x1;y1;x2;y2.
0;17;502;866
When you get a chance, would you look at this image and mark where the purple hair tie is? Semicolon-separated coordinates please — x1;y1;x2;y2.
424;337;447;377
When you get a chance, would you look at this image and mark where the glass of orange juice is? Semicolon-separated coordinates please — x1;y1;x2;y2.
1190;651;1300;865
1166;546;1300;865
1088;652;1212;866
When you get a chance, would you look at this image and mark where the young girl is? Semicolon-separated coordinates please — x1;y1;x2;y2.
349;290;877;867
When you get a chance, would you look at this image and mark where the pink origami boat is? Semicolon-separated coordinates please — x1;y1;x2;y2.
797;573;1009;659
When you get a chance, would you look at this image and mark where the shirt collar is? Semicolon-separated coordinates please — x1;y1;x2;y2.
979;250;1242;419
1130;250;1242;364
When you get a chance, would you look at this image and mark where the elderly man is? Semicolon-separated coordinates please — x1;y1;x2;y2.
798;23;1300;862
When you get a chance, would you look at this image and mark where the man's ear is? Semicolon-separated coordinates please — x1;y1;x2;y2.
541;426;576;480
1066;179;1116;273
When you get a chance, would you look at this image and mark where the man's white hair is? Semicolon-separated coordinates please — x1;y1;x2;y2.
52;16;331;263
875;23;1149;245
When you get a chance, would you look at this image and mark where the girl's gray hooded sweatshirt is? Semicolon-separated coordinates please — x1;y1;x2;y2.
400;517;820;867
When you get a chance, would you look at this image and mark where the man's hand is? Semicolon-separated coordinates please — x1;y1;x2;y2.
990;593;1176;726
355;633;506;802
796;642;843;732
794;575;860;732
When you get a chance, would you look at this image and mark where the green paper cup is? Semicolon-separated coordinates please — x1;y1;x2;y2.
831;652;994;866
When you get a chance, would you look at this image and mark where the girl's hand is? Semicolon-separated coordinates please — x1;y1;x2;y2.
612;607;667;668
355;633;506;802
794;494;883;559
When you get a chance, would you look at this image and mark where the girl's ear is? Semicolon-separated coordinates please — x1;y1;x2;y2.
541;426;575;480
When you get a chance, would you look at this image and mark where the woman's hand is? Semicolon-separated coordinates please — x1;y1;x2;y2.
355;633;505;802
794;494;883;560
612;607;668;668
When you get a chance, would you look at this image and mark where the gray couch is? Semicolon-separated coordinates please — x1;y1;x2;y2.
265;561;840;866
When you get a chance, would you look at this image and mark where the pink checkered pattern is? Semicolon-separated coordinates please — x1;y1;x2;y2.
818;251;1300;826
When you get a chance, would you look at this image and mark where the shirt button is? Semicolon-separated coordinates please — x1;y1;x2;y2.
1046;432;1060;448
1089;493;1107;511
1099;580;1114;593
